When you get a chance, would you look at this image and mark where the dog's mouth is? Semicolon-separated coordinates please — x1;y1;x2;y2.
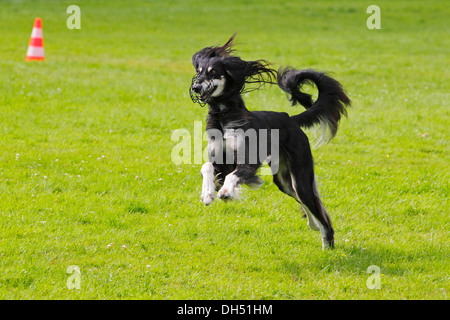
189;75;217;106
199;83;217;101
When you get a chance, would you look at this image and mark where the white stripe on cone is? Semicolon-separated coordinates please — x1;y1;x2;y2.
26;46;44;57
31;27;43;38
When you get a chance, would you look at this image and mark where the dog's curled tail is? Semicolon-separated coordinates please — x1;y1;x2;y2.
277;67;351;146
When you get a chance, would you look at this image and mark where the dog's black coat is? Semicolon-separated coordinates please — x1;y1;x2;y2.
190;35;350;249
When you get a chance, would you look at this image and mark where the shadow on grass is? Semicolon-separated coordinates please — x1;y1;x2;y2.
281;243;447;278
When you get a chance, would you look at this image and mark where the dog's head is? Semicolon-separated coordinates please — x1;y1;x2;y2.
190;55;229;105
190;34;276;106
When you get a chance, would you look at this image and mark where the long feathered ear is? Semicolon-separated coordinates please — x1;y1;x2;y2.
192;33;237;68
222;56;277;93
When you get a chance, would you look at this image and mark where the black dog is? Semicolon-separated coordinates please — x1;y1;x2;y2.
189;35;350;249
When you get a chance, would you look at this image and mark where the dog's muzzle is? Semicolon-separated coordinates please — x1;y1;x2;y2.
189;74;215;107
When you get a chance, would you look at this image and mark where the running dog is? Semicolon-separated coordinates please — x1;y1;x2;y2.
189;34;350;249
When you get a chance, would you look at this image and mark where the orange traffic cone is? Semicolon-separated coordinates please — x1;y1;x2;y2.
26;18;44;61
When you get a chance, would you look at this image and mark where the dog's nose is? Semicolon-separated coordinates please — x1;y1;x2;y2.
192;83;202;94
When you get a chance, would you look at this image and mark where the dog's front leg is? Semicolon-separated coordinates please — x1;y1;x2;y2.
217;170;240;201
201;162;216;205
217;165;262;201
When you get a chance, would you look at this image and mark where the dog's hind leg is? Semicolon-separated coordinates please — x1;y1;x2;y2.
201;162;216;205
272;150;334;249
272;156;310;222
290;166;335;250
272;162;333;249
272;157;297;199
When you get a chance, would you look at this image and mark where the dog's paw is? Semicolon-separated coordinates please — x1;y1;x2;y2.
217;173;240;201
201;190;215;205
217;185;240;201
217;187;232;201
322;237;335;250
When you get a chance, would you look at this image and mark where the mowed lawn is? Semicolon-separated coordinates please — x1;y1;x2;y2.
0;0;448;299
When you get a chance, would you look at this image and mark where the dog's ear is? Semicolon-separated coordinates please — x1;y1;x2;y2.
222;57;276;92
222;57;246;80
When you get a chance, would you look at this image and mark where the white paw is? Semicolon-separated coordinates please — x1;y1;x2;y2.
217;172;240;201
217;186;235;200
201;189;215;205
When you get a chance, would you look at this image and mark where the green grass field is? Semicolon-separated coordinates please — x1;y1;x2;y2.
0;0;448;299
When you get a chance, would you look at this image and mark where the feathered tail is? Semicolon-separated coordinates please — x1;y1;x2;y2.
277;67;351;146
